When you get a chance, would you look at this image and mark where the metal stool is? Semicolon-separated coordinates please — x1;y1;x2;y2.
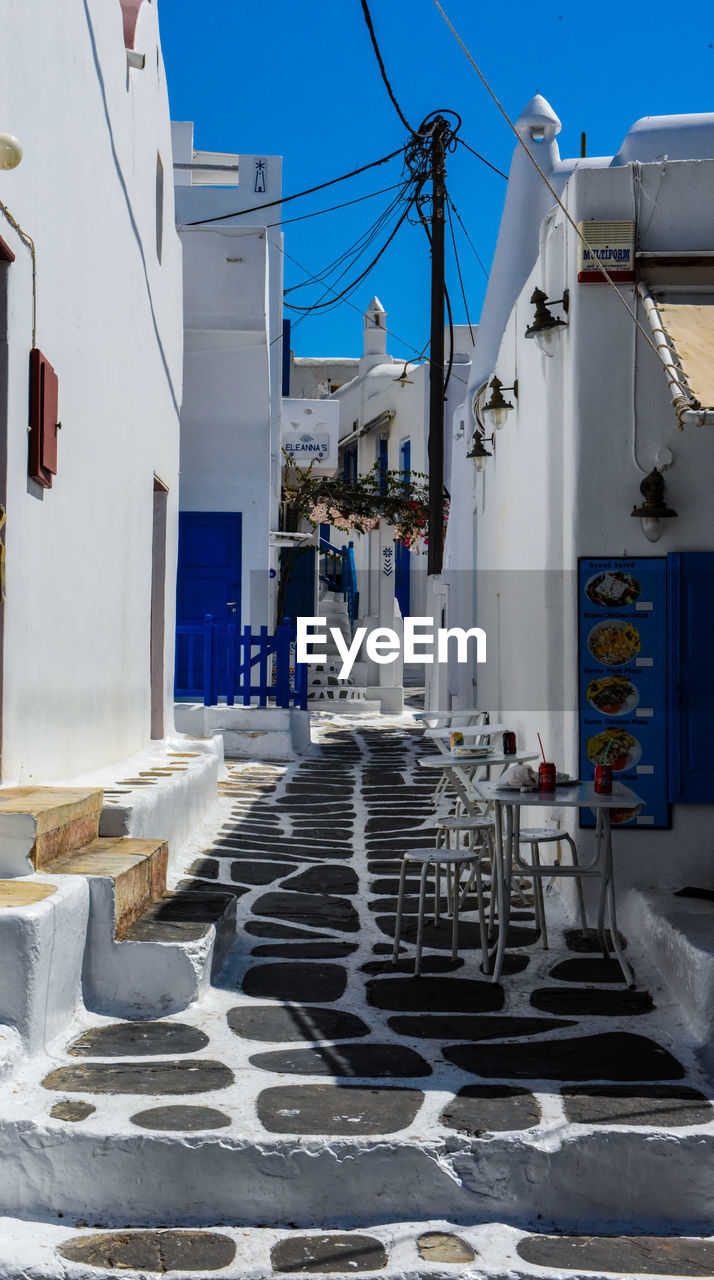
392;846;485;976
517;828;589;949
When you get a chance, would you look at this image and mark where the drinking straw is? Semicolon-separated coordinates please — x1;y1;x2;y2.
603;735;614;764
537;733;546;762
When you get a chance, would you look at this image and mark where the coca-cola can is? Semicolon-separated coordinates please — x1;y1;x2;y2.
594;764;613;794
538;762;556;791
502;731;517;755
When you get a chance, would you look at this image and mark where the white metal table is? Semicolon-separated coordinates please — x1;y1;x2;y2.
471;779;644;986
418;751;538;813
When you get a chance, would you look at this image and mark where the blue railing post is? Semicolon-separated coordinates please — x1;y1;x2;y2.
226;623;236;706
203;614;213;706
276;621;290;708
242;626;252;706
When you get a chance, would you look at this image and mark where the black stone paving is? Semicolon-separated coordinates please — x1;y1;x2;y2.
242;963;347;1003
561;1085;714;1127
257;1084;424;1134
250;942;358;959
227;1004;370;1042
230;860;300;884
271;1234;387;1273
280;866;359;895
549;957;628;984
249;1043;431;1077
244;922;333;940
42;1060;234;1095
388;1014;576;1041
365;976;504;1013
130;1105;232;1131
565;927;627;953
530;987;655;1016
517;1233;714;1276
253;891;359;932
443;1033;685;1081
440;1085;541;1133
68;1022;209;1058
59;1230;236;1272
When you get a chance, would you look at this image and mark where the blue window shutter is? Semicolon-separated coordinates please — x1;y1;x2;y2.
668;551;714;802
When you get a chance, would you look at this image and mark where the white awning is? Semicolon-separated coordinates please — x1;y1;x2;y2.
637;286;714;426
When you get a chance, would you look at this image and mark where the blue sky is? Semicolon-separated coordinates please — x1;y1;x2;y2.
160;0;714;360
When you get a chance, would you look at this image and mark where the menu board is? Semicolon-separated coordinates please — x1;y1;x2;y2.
578;557;669;829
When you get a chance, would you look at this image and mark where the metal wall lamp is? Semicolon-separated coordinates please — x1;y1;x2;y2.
482;375;518;430
525;287;569;355
466;430;494;472
393;362;414;389
0;133;22;170
631;467;677;542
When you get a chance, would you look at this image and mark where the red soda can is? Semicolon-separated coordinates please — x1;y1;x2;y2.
502;731;517;755
538;762;556;791
594;764;612;794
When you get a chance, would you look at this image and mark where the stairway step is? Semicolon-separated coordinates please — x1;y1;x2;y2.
0;786;103;875
46;837;168;938
124;887;236;943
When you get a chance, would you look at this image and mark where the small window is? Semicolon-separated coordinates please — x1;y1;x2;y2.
155;152;164;263
374;313;381;326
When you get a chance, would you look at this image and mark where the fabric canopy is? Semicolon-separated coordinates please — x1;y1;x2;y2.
657;303;714;409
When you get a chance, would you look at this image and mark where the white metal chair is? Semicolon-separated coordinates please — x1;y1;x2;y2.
516;828;589;949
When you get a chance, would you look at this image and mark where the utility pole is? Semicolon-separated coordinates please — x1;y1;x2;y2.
427;115;447;576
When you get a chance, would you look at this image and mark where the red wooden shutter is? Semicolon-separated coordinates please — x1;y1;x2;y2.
29;348;59;487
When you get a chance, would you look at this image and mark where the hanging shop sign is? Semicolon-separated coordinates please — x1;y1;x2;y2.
281;398;339;474
578;556;669;828
577;220;635;283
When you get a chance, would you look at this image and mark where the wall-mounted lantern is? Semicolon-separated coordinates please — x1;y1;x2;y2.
631;467;678;542
525;287;569;355
482;375;518;430
393;362;413;389
0;133;22;170
466;431;493;472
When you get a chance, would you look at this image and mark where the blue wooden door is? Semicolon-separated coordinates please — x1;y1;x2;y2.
668;552;714;802
395;439;411;618
175;513;241;695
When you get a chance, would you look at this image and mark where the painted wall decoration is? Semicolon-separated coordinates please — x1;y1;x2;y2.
578;557;669;828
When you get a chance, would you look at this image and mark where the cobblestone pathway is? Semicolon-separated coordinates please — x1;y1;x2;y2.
3;722;714;1277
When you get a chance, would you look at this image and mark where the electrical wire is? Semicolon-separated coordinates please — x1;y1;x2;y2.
457;137;507;180
181;146;405;227
446;198;474;341
447;196;489;280
431;0;693;398
262;182;406;231
359;0;416;136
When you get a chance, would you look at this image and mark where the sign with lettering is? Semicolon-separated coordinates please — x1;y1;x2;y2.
578;556;669;828
577;221;635;283
281;398;339;474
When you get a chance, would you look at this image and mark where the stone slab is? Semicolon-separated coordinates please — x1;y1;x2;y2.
227;1005;370;1043
130;1105;232;1131
565;927;626;952
516;1233;714;1276
254;891;359;932
249;1043;431;1077
417;1232;475;1263
250;942;358;959
549;957;628;984
443;1033;685;1081
440;1085;541;1134
257;1084;424;1134
59;1230;236;1272
231;861;299;884
42;1059;234;1095
244;922;332;940
531;987;654;1016
280;866;359;895
365;977;504;1013
68;1022;209;1058
562;1085;714;1128
242;963;347;1003
0;880;57;907
123;889;234;942
272;1234;387;1273
388;1014;575;1041
49;1101;96;1122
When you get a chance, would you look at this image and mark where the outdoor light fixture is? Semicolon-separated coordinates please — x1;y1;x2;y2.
393;362;413;389
631;467;678;542
0;133;23;170
466;430;493;471
482;375;518;429
525;287;569;355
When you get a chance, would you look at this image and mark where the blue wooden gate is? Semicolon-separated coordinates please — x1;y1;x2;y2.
175;618;307;710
